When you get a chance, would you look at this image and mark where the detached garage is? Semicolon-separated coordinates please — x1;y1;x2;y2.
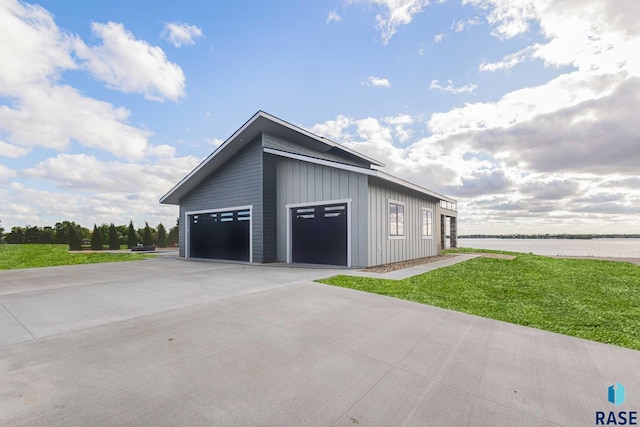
160;111;458;267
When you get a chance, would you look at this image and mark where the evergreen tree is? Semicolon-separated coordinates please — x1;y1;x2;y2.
157;223;167;247
143;222;153;246
90;225;103;250
166;217;179;247
108;223;119;250
167;226;179;247
67;223;81;250
127;221;137;248
99;224;110;245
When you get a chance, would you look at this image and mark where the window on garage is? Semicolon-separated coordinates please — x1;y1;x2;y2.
421;208;433;238
389;201;405;238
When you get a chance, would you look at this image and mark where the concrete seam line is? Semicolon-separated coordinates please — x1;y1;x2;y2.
0;300;36;340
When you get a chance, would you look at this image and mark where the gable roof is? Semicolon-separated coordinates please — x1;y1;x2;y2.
160;111;456;205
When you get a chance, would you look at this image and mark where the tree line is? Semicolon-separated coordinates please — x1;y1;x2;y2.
0;219;179;250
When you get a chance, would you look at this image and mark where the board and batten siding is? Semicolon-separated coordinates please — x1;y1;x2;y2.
262;152;278;262
368;177;439;266
274;155;368;267
178;137;264;261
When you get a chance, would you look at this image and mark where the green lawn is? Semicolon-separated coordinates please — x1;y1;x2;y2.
319;251;640;350
0;244;156;270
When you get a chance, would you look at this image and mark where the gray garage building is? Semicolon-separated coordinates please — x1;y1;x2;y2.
160;111;458;267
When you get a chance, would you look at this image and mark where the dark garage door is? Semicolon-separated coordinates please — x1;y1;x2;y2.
292;203;347;266
189;209;250;261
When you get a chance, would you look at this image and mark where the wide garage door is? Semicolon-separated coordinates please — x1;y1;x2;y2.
189;209;250;261
292;203;347;266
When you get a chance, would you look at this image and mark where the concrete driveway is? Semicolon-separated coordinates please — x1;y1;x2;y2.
1;258;639;426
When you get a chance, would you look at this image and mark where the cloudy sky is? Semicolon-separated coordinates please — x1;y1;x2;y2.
1;0;639;234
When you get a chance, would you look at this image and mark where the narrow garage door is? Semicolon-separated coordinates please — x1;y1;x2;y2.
292;203;347;266
189;209;250;261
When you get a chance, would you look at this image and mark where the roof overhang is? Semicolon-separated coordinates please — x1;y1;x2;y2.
160;111;385;205
373;170;456;204
264;148;456;204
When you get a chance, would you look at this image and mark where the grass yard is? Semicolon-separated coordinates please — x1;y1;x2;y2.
319;250;640;350
0;244;156;270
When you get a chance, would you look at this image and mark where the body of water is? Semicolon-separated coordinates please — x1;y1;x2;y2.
457;238;640;258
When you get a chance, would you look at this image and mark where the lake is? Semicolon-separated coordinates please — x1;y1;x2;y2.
456;238;640;258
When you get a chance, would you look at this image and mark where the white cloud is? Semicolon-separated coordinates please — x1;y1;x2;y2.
161;22;204;48
306;105;640;234
0;84;151;159
362;76;391;87
347;0;431;44
458;77;640;175
1;182;181;230
306;0;640;233
465;0;537;39
479;44;539;71
74;22;186;102
205;137;225;148
450;17;481;33
308;115;354;141
23;153;200;194
427;71;625;135
12;151;198;228
0;1;187;160
0;164;16;184
0;140;30;158
383;114;413;142
147;144;177;159
0;0;75;93
430;79;477;93
434;33;444;43
327;10;342;24
467;0;640;75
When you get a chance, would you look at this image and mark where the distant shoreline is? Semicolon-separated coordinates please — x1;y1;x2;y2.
458;235;640;240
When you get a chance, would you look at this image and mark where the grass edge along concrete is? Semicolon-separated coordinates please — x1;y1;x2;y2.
319;250;640;351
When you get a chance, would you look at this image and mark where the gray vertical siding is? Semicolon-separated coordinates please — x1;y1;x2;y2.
178;137;264;261
262;153;277;262
275;156;368;267
368;177;439;266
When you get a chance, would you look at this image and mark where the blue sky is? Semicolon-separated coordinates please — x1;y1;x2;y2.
1;0;639;234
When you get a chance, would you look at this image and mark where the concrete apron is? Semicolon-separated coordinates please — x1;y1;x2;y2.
0;258;638;426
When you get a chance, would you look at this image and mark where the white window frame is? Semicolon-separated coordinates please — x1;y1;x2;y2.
388;199;406;240
285;198;352;267
184;205;253;262
421;207;433;239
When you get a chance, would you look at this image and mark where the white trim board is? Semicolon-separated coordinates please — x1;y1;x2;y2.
285;198;352;267
184;205;253;263
264;147;376;176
